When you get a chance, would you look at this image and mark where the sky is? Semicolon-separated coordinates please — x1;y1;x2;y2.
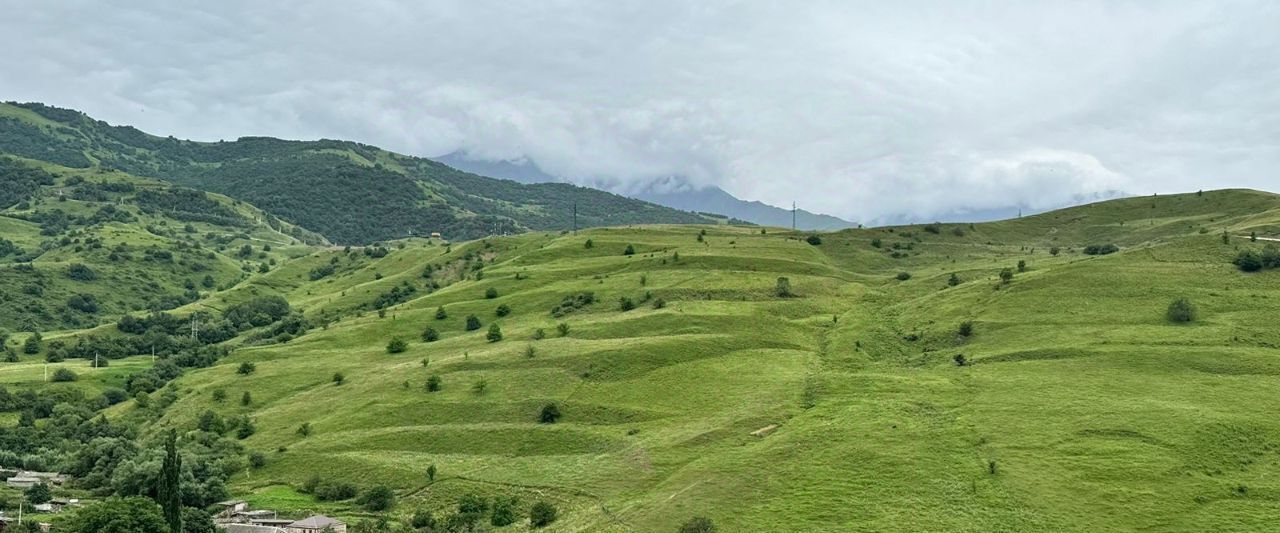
2;1;1278;223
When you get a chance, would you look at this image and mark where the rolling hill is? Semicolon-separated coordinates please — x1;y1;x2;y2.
0;101;727;244
3;162;1280;531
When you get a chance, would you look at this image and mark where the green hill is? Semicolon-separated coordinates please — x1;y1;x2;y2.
5;185;1280;531
4;111;1280;533
0;102;722;244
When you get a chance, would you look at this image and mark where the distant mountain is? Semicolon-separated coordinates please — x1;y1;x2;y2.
436;152;857;230
0;102;717;244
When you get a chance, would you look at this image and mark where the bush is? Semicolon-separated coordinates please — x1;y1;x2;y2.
948;273;961;286
1167;298;1197;323
332;373;345;385
491;497;518;527
999;268;1014;284
1017;260;1027;272
584;239;594;249
387;337;408;353
421;327;440;342
51;367;78;382
806;235;823;245
486;323;503;342
411;510;437;530
953;354;967;367
679;516;717;533
775;277;792;297
249;452;266;469
485;287;498;299
619;296;636;311
1083;244;1119;255
314;481;358;501
465;315;482;331
624;244;636;255
495;304;512;317
1235;250;1264;272
435;306;448;320
958;321;974;337
67;263;97;281
25;482;52;504
870;238;882;248
539;403;562;424
895;272;911;281
426;375;442;392
1049;246;1060;256
358;485;395;511
530;501;558;528
556;322;570;337
237;361;256;375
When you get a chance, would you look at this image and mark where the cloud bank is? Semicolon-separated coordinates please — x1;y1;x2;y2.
2;1;1277;222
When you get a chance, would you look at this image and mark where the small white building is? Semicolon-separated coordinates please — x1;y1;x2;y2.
5;476;40;489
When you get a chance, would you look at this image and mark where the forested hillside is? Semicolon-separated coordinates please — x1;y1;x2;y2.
0;102;719;244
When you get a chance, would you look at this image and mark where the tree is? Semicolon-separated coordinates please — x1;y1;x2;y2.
486;323;503;342
1049;246;1060;256
485;287;499;299
540;403;562;424
332;372;345;385
584;239;594;249
67;262;97;281
1234;250;1264;272
619;296;636;311
237;361;256;375
806;235;823;245
624;244;636;255
948;273;961;286
157;430;183;533
181;507;217;533
775;277;792;297
51;367;78;382
197;410;225;434
958;321;974;337
435;306;448;320
1167;298;1197;323
999;268;1014;284
422;327;440;342
472;379;488;394
212;388;227;403
411;509;438;530
241;391;253;406
530;501;558;528
236;418;256;439
1251;231;1258;242
22;332;41;355
427;463;437;483
953;354;968;367
63;497;169;533
386;337;408;353
1017;260;1027;272
357;485;395;511
249;452;266;469
465;315;482;331
556;322;570;337
495;303;512;317
679;517;717;533
426;375;442;392
25;482;51;504
895;272;911;281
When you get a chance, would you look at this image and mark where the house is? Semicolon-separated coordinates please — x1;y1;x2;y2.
5;477;39;489
215;500;249;518
285;515;346;533
430;232;442;239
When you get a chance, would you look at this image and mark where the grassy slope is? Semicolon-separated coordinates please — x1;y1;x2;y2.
101;189;1280;531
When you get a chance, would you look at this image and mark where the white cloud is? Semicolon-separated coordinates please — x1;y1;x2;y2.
1;0;1277;222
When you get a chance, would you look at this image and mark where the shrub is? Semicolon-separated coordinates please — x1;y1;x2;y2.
1017;260;1027;272
1083;244;1119;255
1167;298;1197;323
895;272;911;281
999;268;1014;284
426;375;442;392
241;391;253;406
1049;246;1060;256
332;373;345;385
237;361;256;375
67;263;97;281
472;379;488;394
679;516;717;533
297;422;312;437
491;497;518;527
1234;250;1264;272
25;482;52;504
870;238;882;248
51;367;78;382
314;481;358;501
556;322;570;337
953;354;967;366
435;306;448;320
550;292;596;317
584;239;594;249
358;485;395;511
422;327;440;342
236;418;256;439
427;463;438;483
465;315;482;331
806;235;823;245
540;403;562;424
653;297;667;309
486;323;503;342
948;273;961;287
23;332;41;355
485;287;498;299
530;501;558;528
495;304;512;317
923;223;941;234
624;244;636;255
958;321;974;337
619;296;636;311
532;328;546;340
775;277;792;297
387;337;408;353
249;452;266;469
411;510;437;530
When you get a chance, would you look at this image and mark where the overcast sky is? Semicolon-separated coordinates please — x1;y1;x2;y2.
2;1;1278;222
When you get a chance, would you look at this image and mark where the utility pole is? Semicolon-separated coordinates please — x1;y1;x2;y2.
792;202;797;232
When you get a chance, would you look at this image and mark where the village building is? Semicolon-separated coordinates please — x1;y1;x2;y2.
285;515;347;533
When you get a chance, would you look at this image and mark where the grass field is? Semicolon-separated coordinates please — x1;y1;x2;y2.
57;189;1263;531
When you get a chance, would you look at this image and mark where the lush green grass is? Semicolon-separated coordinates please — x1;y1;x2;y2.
8;188;1280;531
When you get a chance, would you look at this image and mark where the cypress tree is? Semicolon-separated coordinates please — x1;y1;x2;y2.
157;430;182;533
